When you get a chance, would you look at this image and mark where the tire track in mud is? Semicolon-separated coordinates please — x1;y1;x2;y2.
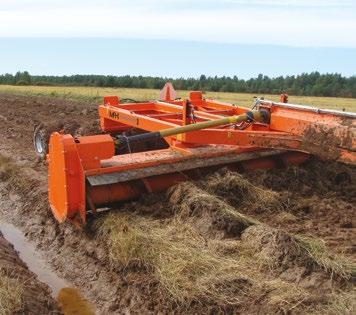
0;93;355;314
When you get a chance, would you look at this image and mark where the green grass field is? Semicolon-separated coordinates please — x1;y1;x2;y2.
0;84;355;111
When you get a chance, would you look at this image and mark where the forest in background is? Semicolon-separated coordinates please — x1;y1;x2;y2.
1;71;356;98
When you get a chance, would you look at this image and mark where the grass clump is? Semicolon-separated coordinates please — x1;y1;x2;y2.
265;280;311;313
204;170;284;214
242;224;355;280
97;213;253;304
0;270;24;315
295;235;356;280
168;182;258;237
96;212;317;311
241;224;307;272
311;291;356;315
89;177;354;312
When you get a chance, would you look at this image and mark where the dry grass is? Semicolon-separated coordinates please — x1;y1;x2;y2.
312;291;356;315
0;84;355;111
168;182;258;237
241;224;310;272
95;179;354;308
96;186;354;313
97;213;253;305
203;170;283;214
274;211;298;224
96;212;320;312
265;279;311;313
97;211;345;313
295;235;356;280
0;270;24;315
242;224;355;280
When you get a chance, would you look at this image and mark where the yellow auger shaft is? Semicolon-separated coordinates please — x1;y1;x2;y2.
159;110;265;137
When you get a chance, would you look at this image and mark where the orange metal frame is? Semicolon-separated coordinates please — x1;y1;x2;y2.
99;90;354;162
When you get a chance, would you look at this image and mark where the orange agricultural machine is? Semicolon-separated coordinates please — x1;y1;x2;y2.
35;83;356;225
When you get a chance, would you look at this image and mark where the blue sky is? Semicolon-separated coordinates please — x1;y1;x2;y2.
0;0;355;78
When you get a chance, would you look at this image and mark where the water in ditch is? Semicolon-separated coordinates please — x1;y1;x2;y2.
0;221;95;315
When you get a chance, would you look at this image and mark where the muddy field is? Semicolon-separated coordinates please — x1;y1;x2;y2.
0;94;355;314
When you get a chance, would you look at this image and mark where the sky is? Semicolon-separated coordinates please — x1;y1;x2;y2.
0;0;355;78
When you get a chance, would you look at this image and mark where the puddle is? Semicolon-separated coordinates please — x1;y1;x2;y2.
0;221;68;295
58;288;96;315
0;221;96;314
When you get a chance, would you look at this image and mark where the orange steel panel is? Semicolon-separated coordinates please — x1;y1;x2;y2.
204;99;247;113
270;107;355;153
182;129;302;150
99;105;179;130
85;145;253;176
154;102;183;113
75;134;115;170
48;133;86;224
269;106;353;135
271;108;335;134
116;103;157;111
103;96;119;106
48;133;115;224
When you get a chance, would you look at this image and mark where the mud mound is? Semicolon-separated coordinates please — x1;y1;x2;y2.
242;159;356;255
250;159;356;203
241;225;355;282
0;232;60;315
168;182;257;238
242;225;312;269
203;169;284;214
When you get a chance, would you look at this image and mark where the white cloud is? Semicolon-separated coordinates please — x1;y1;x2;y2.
0;0;355;47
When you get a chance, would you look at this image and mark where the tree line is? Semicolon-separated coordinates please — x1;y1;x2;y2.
1;71;356;98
